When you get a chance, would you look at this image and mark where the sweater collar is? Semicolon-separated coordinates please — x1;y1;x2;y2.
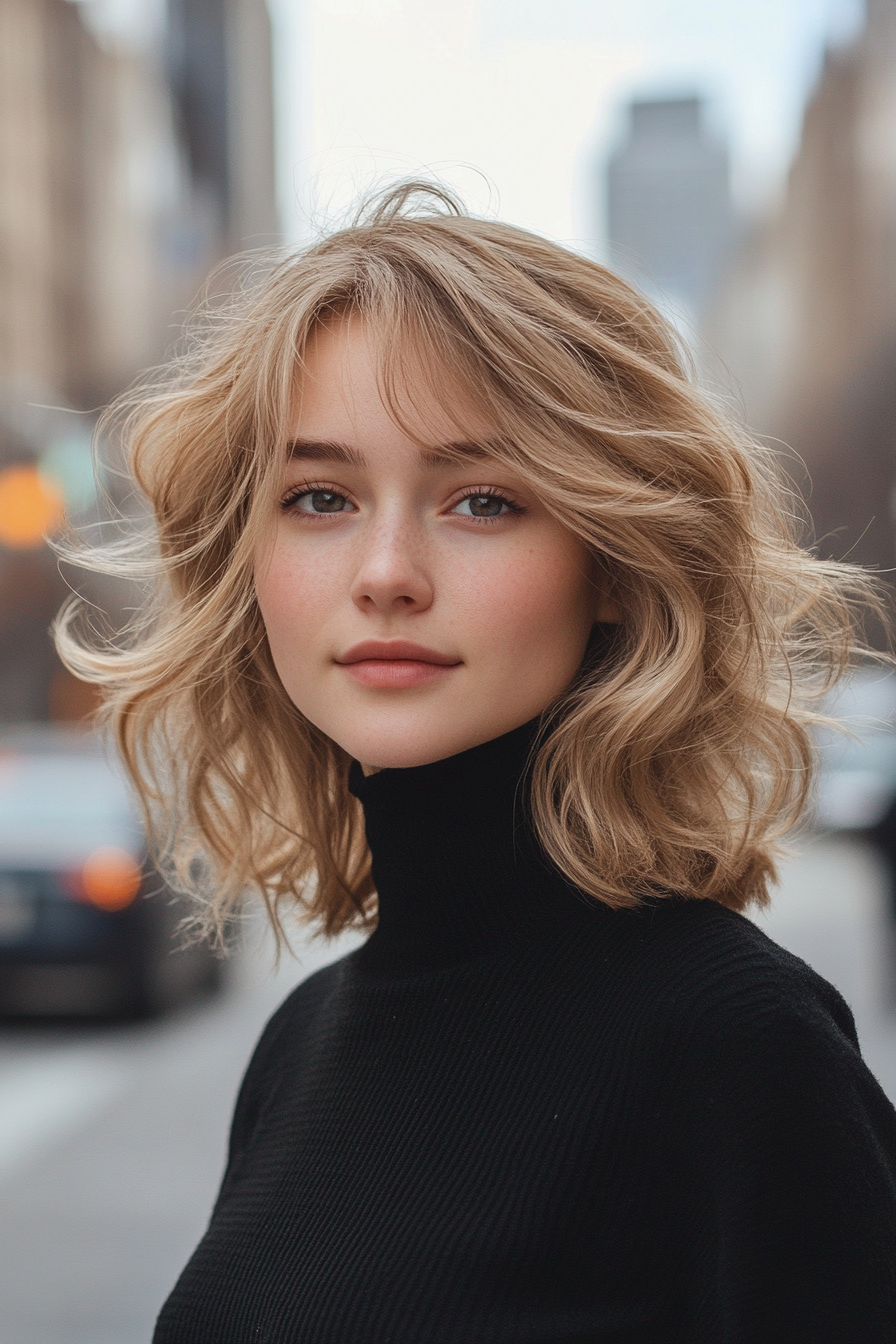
348;719;591;976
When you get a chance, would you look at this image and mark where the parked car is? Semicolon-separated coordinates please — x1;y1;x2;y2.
0;725;221;1018
813;669;896;834
812;669;896;928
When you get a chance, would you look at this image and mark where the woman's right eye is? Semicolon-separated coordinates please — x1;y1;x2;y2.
282;488;355;516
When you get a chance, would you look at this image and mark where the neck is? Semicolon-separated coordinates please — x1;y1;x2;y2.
349;720;592;976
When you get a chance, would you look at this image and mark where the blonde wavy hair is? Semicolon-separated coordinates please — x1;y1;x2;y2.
55;182;882;940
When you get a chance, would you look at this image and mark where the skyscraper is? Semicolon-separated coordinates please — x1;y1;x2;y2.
166;0;278;253
0;0;279;722
606;96;733;318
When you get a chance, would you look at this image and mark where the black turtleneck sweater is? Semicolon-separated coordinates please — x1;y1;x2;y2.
155;724;896;1343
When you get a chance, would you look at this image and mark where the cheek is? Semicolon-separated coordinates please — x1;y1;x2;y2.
458;540;593;665
254;541;335;663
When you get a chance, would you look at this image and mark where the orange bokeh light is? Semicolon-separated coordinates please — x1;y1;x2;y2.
0;465;65;549
80;847;142;911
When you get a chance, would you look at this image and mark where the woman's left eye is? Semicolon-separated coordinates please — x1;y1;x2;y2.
452;492;517;519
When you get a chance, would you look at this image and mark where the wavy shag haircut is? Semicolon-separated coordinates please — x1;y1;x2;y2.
56;182;881;940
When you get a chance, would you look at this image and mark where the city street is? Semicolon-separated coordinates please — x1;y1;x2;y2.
1;0;893;1337
1;836;895;1344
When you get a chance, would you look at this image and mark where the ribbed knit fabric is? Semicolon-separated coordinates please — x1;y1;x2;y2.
155;722;896;1343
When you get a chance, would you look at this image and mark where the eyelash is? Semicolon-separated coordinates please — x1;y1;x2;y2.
279;481;350;512
278;482;525;520
452;487;525;521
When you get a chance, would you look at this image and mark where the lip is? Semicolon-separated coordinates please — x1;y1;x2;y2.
336;640;462;690
337;640;460;666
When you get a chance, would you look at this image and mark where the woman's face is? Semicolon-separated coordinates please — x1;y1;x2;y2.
254;320;615;769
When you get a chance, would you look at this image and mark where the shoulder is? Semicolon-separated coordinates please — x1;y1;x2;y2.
570;900;896;1166
567;895;860;1054
622;902;896;1135
663;900;857;1040
257;951;350;1043
226;953;350;1160
617;912;896;1333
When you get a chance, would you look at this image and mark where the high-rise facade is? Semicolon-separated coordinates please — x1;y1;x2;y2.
708;0;896;582
606;95;734;318
0;0;279;413
167;0;278;254
0;0;279;721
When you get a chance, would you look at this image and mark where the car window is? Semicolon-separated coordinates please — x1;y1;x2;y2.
0;752;142;867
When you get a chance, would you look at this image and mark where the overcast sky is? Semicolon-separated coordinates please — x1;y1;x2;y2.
270;0;865;252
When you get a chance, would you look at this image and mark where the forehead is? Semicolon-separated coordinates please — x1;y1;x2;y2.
293;317;491;448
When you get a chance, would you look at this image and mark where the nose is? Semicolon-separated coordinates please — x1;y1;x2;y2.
349;515;434;614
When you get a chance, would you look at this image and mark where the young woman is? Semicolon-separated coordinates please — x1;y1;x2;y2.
59;184;896;1342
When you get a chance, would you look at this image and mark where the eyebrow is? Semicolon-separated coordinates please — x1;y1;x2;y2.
287;439;364;467
286;438;495;469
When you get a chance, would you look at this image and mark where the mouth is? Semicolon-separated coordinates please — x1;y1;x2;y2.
335;640;462;690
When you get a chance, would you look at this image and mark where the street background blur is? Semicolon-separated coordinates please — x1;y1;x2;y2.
2;1;896;1340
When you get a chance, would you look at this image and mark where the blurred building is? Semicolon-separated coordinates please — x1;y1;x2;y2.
0;0;166;410
709;0;896;579
167;0;278;254
606;95;735;321
0;0;278;410
0;0;278;722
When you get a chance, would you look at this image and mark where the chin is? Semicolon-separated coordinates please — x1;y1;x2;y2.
350;736;467;772
333;715;500;772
